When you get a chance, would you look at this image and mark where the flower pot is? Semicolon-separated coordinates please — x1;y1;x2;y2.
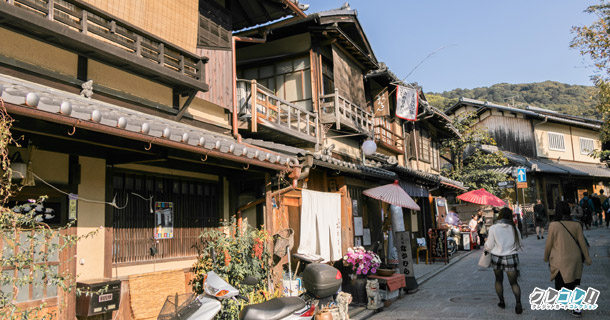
376;268;395;277
349;277;368;306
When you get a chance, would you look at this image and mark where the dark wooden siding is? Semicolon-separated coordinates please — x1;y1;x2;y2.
478;115;536;158
332;46;366;108
196;48;233;110
112;172;219;264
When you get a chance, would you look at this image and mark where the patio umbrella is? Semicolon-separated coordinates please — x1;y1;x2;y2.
363;180;420;210
456;188;506;207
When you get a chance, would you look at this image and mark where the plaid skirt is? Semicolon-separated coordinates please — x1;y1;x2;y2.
490;253;520;272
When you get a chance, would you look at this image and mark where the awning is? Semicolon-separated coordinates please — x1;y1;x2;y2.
0;73;296;171
533;160;610;178
439;175;467;192
399;180;428;198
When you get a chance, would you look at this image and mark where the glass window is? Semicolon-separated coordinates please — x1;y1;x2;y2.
419;128;431;163
276;61;293;74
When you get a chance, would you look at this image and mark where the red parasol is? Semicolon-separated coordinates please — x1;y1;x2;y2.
363;180;420;211
456;188;506;207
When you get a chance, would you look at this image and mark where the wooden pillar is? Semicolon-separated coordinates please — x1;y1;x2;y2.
339;185;354;255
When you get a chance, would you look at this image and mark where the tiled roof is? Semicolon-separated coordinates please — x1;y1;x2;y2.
439;176;467;191
0;73;297;169
535;160;610;178
480;145;610;178
446;97;602;130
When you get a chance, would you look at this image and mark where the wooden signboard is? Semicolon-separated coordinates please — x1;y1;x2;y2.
394;231;418;291
394;231;415;277
434;198;447;228
428;228;448;264
373;88;390;117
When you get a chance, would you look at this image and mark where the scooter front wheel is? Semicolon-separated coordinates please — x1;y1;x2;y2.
447;240;457;256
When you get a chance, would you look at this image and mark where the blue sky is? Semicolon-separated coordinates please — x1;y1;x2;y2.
302;0;598;93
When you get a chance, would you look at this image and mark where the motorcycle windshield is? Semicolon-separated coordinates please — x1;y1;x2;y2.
204;271;239;299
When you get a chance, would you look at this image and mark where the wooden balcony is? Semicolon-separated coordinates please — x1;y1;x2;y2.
237;79;318;146
374;124;404;154
319;89;373;135
0;0;208;92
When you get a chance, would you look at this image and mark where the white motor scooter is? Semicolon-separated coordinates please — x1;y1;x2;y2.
158;271;315;320
159;262;341;320
157;271;243;320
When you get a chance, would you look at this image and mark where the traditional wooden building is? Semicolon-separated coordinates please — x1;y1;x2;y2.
446;98;610;215
233;1;466;268
0;0;307;318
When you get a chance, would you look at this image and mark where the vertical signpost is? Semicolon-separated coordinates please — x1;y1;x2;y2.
515;167;528;236
395;231;418;291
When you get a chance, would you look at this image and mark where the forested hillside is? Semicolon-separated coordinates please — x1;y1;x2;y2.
426;81;600;119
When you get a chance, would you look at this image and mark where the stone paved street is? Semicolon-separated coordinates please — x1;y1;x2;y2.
369;227;610;319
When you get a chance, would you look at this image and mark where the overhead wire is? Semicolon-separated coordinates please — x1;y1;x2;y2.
30;171;128;209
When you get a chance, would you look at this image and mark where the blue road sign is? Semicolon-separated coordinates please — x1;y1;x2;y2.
517;168;527;182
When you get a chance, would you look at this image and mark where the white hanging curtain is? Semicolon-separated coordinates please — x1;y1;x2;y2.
297;189;342;262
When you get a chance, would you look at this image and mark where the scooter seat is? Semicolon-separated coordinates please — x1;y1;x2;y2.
239;296;306;320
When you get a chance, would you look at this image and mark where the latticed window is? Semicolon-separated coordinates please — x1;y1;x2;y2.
112;172;220;264
579;137;594;155
1;232;60;304
547;132;565;151
419;128;431;163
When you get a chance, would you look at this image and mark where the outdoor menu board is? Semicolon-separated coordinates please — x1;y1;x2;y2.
428;228;448;264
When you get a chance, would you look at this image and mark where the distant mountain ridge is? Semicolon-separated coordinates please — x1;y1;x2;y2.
426;81;600;119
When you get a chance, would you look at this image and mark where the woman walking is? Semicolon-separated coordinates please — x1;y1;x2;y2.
477;209;487;246
544;201;592;318
534;199;546;239
484;207;523;314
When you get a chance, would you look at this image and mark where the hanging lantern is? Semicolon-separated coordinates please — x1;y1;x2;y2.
361;138;377;156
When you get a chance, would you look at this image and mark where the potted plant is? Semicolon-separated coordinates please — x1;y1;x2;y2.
342;246;381;305
343;246;381;277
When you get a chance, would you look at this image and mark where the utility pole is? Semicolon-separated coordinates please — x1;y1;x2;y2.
504;95;519;108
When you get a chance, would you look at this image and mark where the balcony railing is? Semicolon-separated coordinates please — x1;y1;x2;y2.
374;124;404;153
319;89;373;134
0;0;208;92
237;79;318;144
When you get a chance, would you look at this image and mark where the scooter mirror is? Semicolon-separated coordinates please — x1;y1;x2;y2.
243;276;258;286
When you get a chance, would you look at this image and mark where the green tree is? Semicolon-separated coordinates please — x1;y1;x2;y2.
572;0;610;159
441;112;509;195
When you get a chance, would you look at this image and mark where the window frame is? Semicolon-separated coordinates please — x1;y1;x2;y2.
579;137;595;155
547;131;566;151
1;230;61;306
419;127;431;163
431;141;440;171
238;55;313;111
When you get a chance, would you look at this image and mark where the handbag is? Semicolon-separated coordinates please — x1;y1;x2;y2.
478;250;491;268
558;222;585;262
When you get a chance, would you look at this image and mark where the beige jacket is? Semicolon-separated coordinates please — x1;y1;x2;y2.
543;220;592;283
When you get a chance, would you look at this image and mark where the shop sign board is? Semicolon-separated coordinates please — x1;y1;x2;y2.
394;231;415;278
498;181;516;188
154;202;173;239
428;228;448;264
